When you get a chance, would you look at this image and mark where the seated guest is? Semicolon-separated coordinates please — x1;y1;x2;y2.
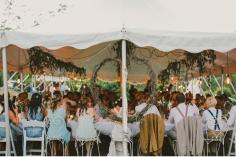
26;93;45;137
16;92;29;114
76;97;97;156
0;97;6;139
202;96;225;137
167;93;196;139
225;104;236;151
185;92;200;116
9;98;23;140
110;98;123;118
135;93;160;117
227;104;236;131
47;91;70;145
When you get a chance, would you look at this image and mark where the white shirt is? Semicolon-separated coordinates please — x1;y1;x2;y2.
202;107;224;131
227;106;236;130
168;103;196;126
192;104;200;116
135;103;160;116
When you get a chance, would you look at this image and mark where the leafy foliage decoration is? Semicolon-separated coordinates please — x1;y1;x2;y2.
90;40;157;123
28;46;86;76
158;49;216;83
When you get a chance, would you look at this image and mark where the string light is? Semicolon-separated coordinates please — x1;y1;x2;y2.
16;78;21;84
226;74;231;85
199;78;203;85
225;52;231;85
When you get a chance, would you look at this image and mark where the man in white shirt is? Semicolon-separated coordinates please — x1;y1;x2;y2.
167;93;196;139
227;105;236;131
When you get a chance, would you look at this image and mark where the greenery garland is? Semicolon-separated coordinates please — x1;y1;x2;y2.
28;47;86;76
90;40;157;123
158;49;216;83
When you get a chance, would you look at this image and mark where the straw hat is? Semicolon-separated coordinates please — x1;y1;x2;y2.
206;96;217;108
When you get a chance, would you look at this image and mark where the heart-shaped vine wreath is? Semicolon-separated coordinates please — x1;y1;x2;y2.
89;41;157;123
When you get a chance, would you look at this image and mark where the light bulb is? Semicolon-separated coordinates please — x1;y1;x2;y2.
199;79;202;85
16;79;21;84
226;75;231;84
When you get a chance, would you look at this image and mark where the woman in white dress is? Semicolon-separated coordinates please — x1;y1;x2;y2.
76;97;97;156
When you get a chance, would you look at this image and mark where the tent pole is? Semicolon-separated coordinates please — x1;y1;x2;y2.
202;77;214;96
229;75;236;94
221;74;224;94
121;39;128;156
213;75;221;89
2;47;11;156
20;73;23;92
8;72;17;82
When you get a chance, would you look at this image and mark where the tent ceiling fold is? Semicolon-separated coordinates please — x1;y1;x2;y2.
1;0;236;52
2;44;236;83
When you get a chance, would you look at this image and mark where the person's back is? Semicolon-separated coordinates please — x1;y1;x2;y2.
47;91;70;144
26;107;44;137
0;102;6;139
169;103;196;125
26;93;44;138
227;105;236;130
202;107;223;131
167;93;196;140
47;107;70;143
202;96;225;131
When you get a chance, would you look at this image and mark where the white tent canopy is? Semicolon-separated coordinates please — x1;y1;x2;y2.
1;0;236;51
1;0;236;155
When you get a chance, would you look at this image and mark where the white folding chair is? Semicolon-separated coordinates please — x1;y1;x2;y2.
46;116;67;156
47;138;66;156
0;121;17;156
228;120;236;156
108;124;132;156
74;115;100;156
22;120;45;156
204;121;228;156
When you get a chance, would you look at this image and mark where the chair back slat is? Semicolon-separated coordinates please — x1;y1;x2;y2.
0;122;6;128
22;120;45;128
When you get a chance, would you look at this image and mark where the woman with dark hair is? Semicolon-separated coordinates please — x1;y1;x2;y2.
26;93;45;137
76;96;97;156
0;95;6;139
8;96;23;140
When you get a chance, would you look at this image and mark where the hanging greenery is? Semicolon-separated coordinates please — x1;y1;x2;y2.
158;49;216;83
90;40;157;123
28;46;86;76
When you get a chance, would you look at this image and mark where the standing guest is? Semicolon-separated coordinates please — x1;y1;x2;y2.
167;93;196;139
26;93;45;137
47;91;70;154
